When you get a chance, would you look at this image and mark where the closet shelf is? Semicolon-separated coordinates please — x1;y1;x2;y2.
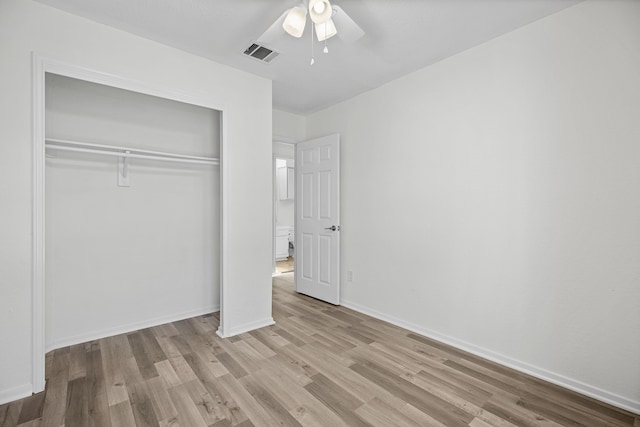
45;138;219;165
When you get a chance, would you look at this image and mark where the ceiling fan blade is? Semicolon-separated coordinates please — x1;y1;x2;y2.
332;5;365;43
257;9;289;45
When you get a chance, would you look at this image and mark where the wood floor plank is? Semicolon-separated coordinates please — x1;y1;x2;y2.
100;336;131;406
216;340;263;375
289;401;350;427
182;353;248;425
249;328;290;350
303;373;369;427
127;380;160;427
67;344;87;382
444;359;524;397
321;308;363;325
182;335;229;377
181;378;224;426
482;393;564;427
150;322;180;339
355;397;446;427
216;352;249;379
15;392;44;425
239;375;302;427
347;342;421;378
469;417;497;427
0;400;22;427
154;336;183;359
350;361;474;427
128;332;159;380
517;394;615;427
233;340;273;365
273;326;311;347
154;359;182;388
144;376;178;423
139;329;168;364
167;383;208;427
65;377;88;426
249;368;306;412
242;336;278;360
172;319;199;337
215;374;281;427
412;368;493;407
108;400;137;427
40;350;69;427
167;355;200;384
333;326;374;345
282;340;417;408
86;348;111;427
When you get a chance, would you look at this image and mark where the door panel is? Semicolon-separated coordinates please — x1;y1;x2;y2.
295;134;340;305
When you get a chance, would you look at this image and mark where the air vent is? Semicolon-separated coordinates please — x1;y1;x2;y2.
243;43;279;63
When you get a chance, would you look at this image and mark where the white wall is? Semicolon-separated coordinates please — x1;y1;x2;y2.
273;142;295;158
45;74;220;350
273;109;306;143
0;0;272;404
306;0;640;412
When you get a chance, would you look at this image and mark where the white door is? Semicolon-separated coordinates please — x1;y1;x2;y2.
295;134;340;304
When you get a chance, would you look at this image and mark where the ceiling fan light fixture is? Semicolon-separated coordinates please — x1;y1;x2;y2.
308;0;332;24
315;19;337;42
282;6;307;38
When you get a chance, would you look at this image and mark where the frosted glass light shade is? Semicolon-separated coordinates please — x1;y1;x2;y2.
283;6;307;38
308;0;332;24
315;19;337;42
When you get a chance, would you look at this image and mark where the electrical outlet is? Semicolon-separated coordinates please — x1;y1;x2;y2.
347;270;353;282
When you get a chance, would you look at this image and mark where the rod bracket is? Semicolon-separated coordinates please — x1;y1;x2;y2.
118;151;130;187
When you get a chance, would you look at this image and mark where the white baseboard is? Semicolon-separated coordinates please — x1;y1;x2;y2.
217;317;275;339
0;383;33;406
45;304;220;353
341;298;640;415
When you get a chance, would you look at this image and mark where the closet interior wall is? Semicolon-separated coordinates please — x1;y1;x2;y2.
44;73;220;351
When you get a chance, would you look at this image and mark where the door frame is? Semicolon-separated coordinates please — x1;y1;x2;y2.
31;54;228;393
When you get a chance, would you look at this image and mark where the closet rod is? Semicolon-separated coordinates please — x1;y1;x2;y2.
45;138;219;165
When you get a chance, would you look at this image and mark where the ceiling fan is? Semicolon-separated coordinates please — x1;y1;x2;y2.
257;0;365;49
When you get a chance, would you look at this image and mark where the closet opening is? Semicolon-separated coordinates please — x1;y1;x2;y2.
32;57;227;393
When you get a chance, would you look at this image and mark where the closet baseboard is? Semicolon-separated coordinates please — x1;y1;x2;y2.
45;304;220;353
0;383;33;406
217;317;276;339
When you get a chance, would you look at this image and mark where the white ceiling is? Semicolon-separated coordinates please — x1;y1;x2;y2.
35;0;582;115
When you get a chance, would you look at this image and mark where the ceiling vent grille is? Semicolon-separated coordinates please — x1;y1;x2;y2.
243;43;279;63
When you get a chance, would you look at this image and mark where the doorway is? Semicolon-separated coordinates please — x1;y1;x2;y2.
273;142;296;276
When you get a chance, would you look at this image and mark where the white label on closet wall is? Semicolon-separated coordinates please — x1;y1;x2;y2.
118;155;130;187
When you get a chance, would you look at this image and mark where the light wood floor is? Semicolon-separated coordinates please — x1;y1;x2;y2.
1;273;638;426
275;257;294;274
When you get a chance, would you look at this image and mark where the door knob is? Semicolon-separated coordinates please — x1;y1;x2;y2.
324;225;341;231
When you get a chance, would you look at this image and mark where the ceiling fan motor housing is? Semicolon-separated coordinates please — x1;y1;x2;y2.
309;0;332;24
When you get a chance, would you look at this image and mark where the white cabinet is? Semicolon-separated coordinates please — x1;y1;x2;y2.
277;162;295;200
276;226;292;260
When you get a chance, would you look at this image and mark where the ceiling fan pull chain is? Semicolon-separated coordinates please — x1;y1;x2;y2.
310;22;315;65
324;23;329;53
